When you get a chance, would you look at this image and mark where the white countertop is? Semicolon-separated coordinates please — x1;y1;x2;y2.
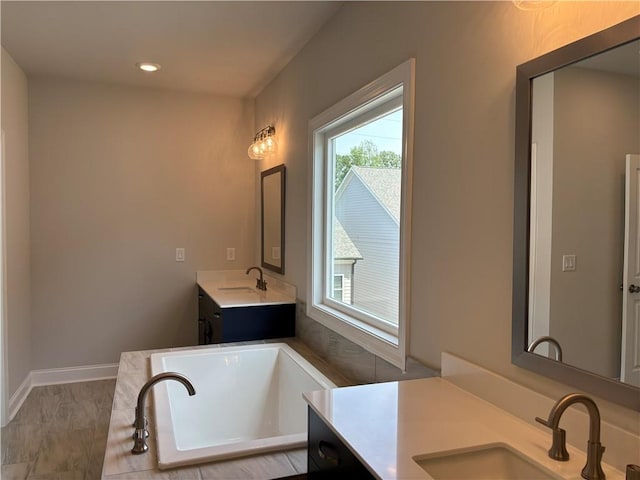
303;377;625;480
197;270;296;308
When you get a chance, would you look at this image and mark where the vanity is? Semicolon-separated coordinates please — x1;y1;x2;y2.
196;270;295;344
307;408;373;478
193;163;294;345
302;353;635;480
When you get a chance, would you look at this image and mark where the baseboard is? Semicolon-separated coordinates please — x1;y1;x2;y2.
7;372;31;424
30;363;118;386
7;363;118;423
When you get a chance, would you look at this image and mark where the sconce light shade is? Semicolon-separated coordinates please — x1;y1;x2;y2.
248;125;277;160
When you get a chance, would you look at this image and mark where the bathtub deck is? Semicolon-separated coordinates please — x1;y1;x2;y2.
101;338;352;479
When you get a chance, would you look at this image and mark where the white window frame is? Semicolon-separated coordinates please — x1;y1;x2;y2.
307;59;415;369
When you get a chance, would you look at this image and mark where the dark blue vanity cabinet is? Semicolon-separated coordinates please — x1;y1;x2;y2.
197;287;295;344
307;408;375;479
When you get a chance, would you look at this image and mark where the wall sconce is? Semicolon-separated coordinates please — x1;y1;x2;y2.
248;125;277;160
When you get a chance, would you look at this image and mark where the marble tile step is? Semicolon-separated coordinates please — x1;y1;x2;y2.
29;470;87;480
198;453;297;479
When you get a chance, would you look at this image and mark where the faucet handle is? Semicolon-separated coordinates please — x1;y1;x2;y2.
536;417;570;461
131;410;148;430
535;416;550;428
132;429;149;454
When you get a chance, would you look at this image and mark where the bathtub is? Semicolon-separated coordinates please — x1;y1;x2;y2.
149;343;336;469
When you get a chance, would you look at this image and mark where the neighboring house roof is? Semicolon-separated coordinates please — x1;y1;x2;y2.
333;218;362;260
338;166;401;223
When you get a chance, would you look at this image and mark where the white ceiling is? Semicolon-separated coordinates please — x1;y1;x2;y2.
575;39;640;78
1;1;343;98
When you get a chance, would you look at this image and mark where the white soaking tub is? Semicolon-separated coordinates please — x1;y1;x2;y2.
149;343;336;469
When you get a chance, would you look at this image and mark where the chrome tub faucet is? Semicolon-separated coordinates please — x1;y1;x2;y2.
246;266;267;291
131;372;196;455
536;393;606;480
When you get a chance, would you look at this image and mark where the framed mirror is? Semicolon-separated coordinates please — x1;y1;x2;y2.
513;15;640;410
261;164;286;274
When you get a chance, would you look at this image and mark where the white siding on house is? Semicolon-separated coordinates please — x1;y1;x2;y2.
335;173;399;323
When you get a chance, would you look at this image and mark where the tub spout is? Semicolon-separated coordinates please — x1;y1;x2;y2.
131;372;196;455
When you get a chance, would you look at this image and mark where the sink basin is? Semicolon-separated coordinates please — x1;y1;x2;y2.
217;287;256;293
413;443;562;480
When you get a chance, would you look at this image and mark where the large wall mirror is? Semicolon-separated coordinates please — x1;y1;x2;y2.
261;164;286;274
513;15;640;410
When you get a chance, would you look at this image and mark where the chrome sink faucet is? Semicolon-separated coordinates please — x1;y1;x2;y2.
131;372;196;455
536;393;606;480
246;266;267;291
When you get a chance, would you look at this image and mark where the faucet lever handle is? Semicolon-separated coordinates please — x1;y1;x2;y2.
535;416;551;428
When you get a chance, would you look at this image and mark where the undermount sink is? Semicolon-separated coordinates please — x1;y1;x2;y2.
413;443;562;480
217;287;256;293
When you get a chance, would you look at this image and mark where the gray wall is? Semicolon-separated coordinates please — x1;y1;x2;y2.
1;48;32;398
254;1;640;428
28;78;255;369
550;67;639;378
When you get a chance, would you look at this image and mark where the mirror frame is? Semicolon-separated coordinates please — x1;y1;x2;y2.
261;164;286;274
512;15;640;411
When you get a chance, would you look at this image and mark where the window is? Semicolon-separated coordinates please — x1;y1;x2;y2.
332;274;345;302
308;59;415;369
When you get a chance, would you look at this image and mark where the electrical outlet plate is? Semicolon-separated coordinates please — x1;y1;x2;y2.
226;248;236;261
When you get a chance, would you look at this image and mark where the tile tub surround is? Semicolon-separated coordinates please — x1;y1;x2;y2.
102;339;351;479
295;301;439;384
1;379;116;480
196;270;296;308
304;377;627;480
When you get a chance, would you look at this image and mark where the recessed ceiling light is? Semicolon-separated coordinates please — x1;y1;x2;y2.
136;62;161;73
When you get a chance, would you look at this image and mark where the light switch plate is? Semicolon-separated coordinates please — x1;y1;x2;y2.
176;248;185;262
562;254;576;272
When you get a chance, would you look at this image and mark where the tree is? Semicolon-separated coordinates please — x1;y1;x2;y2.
334;140;401;188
